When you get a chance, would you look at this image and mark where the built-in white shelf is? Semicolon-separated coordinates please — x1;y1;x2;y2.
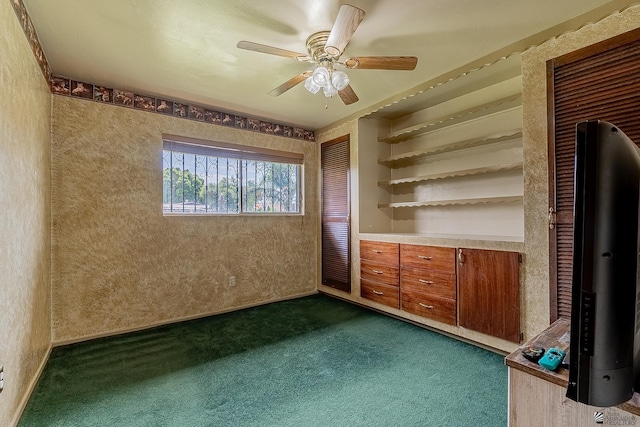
378;94;522;144
378;129;522;166
378;161;523;186
378;195;523;209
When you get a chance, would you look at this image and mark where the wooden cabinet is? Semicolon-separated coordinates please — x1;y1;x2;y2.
400;244;457;325
457;248;520;342
400;244;456;273
400;267;456;300
506;319;640;425
357;240;521;342
359;241;399;308
361;282;400;309
360;240;399;265
360;259;398;286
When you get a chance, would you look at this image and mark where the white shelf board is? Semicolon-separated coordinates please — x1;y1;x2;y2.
378;161;523;186
378;94;522;144
378;129;522;166
378;195;523;209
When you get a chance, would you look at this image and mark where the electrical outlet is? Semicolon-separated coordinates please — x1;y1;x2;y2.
228;276;236;287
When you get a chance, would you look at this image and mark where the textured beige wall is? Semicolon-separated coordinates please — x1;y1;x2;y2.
0;1;52;425
51;96;318;343
521;5;640;338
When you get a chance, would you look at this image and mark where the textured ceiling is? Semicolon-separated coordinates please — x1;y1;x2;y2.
22;0;621;129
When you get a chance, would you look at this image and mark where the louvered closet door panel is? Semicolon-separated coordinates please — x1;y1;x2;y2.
550;28;640;320
321;136;351;292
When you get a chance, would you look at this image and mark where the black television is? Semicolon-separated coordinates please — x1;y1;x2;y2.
566;119;640;407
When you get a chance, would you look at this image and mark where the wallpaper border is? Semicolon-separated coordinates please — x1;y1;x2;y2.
9;0;315;141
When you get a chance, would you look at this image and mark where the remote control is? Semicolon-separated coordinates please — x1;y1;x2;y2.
538;347;566;371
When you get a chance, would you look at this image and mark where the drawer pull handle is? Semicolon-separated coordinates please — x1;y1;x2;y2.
419;303;434;309
417;255;433;260
372;290;384;295
372;249;383;253
372;269;384;274
419;279;434;285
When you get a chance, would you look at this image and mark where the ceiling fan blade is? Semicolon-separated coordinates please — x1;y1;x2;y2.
338;85;359;105
344;56;418;70
324;5;366;57
268;71;312;96
237;41;310;61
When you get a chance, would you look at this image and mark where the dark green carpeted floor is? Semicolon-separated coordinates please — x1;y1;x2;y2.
19;294;507;426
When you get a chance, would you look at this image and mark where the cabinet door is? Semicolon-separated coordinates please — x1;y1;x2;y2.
458;248;520;342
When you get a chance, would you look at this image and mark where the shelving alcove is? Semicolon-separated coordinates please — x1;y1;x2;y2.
351;54;525;353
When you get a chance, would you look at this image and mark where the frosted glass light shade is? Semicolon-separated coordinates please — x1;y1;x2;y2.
304;76;321;94
312;66;330;86
323;81;338;97
331;71;349;91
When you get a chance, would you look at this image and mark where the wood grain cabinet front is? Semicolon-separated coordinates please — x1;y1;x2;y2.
359;240;400;308
457;248;521;343
400;244;457;325
400;267;456;300
361;280;400;309
357;241;522;343
360;240;400;264
401;291;457;325
400;244;456;273
360;259;399;286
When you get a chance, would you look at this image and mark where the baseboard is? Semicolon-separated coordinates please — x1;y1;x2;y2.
10;344;53;427
319;290;509;357
52;290;319;347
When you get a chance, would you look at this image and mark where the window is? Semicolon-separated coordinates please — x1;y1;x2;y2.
162;136;303;214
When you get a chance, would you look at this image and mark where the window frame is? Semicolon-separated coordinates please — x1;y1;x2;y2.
162;134;304;216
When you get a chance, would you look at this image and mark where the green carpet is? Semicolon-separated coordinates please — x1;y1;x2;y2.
19;294;507;426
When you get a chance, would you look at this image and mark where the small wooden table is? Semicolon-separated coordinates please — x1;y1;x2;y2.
505;319;640;426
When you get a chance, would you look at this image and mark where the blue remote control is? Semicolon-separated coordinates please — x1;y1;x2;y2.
538;347;566;371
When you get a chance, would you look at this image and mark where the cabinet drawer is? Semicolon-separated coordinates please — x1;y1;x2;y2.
361;280;400;309
360;259;399;286
401;291;456;325
400;267;456;300
360;240;399;265
400;244;455;273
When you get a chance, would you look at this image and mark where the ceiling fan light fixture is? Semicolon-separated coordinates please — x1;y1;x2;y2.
331;70;349;91
304;76;321;94
311;66;330;87
238;5;417;107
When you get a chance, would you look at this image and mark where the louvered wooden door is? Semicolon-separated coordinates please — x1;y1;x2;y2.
549;28;640;321
321;135;351;292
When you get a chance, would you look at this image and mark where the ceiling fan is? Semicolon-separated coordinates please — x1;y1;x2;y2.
237;4;418;105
